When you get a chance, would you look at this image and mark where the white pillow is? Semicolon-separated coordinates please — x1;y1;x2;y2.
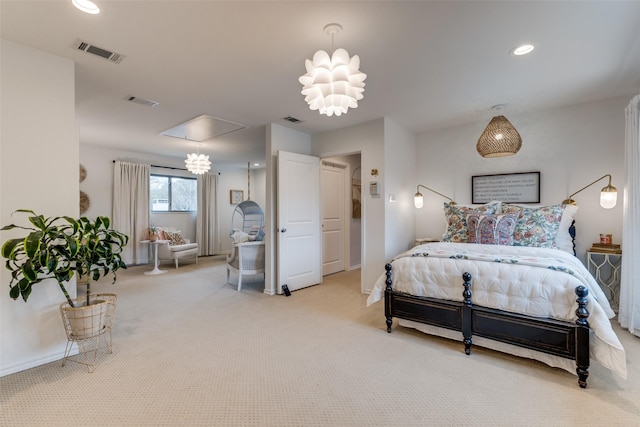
231;230;249;243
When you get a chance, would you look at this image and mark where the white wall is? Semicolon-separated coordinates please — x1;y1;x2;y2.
80;144;266;255
383;118;417;257
312;119;389;293
1;40;77;376
416;96;628;263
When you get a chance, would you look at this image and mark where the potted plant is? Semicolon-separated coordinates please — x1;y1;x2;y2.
146;226;160;241
1;209;128;340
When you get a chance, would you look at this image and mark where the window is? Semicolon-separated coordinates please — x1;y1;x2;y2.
150;175;197;212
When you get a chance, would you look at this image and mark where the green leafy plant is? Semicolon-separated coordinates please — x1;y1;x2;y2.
1;209;129;307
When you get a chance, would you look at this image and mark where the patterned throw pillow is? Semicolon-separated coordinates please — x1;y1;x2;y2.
441;201;501;243
501;204;565;248
164;230;186;245
466;213;518;245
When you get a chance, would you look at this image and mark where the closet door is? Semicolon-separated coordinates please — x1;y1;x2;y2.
321;161;346;276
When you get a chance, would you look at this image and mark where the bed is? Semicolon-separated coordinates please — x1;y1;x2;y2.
367;201;627;388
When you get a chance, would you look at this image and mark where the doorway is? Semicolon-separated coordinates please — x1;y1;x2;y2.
321;153;362;281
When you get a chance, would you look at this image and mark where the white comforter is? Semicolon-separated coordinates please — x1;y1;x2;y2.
367;242;627;379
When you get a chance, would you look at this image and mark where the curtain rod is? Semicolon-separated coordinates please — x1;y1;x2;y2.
112;160;185;171
112;160;220;174
151;164;187;171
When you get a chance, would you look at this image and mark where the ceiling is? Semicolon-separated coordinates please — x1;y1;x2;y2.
2;1;640;168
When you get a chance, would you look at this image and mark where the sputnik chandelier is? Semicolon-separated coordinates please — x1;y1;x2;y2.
184;145;211;175
299;23;367;117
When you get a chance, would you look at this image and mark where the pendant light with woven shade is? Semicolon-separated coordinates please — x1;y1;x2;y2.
476;115;522;158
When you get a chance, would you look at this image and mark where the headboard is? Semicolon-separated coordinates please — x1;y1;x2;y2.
569;220;576;256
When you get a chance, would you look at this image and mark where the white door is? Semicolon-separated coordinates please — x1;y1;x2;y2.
277;151;322;293
321;161;346;276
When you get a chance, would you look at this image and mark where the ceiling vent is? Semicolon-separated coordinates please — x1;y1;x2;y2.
75;39;125;64
283;116;303;124
127;96;159;108
161;115;246;142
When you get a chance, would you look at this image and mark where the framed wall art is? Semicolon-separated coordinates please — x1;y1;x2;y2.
472;172;540;204
230;189;244;204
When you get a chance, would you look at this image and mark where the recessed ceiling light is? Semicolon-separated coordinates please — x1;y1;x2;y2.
72;0;100;14
511;44;535;56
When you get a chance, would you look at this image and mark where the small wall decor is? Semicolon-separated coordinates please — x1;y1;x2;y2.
79;191;90;214
351;167;361;218
472;171;540;204
230;190;244;204
79;164;87;183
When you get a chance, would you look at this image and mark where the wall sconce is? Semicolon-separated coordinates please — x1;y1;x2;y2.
414;184;456;208
562;174;618;209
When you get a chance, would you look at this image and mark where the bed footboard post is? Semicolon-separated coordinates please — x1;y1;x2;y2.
384;263;393;333
462;272;473;355
575;285;590;388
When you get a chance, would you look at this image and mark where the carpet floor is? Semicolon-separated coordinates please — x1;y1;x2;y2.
1;255;639;426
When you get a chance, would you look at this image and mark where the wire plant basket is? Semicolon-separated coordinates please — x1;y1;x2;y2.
59;293;117;372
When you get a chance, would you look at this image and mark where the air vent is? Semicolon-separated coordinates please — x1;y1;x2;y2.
127;96;159;108
283;116;303;124
75;39;125;64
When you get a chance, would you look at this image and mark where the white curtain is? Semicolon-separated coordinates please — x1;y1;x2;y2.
619;94;640;336
197;172;218;256
113;161;150;265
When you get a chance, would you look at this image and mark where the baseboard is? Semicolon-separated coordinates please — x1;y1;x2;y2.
348;264;361;270
0;347;78;377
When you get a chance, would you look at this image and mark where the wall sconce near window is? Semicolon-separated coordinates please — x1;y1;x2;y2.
414;184;456;208
476;115;522;158
562;174;618;209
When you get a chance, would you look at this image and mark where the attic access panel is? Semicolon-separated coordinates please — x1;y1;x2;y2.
161;115;246;142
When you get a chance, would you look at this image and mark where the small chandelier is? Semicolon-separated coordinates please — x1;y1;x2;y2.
299;23;367;117
476;115;522;158
185;147;211;175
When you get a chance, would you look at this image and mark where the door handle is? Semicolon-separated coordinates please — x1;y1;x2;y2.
280;228;287;233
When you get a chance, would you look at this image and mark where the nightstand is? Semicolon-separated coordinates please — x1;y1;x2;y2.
587;251;622;313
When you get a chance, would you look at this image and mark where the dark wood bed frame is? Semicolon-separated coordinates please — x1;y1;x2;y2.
383;263;591;388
